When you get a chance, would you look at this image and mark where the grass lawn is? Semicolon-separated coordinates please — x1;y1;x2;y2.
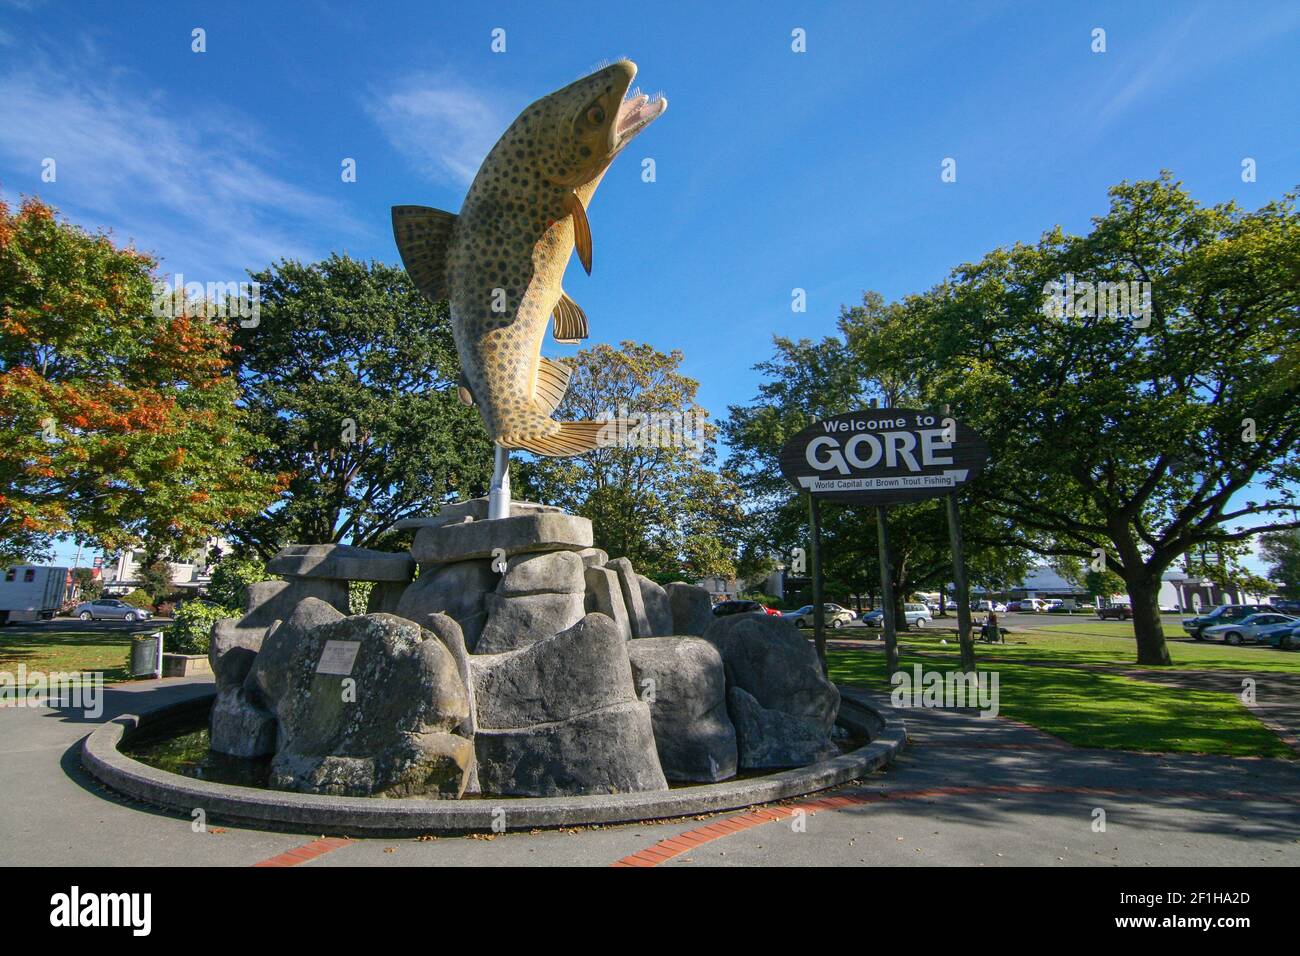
894;622;1300;674
827;636;1298;759
0;628;134;684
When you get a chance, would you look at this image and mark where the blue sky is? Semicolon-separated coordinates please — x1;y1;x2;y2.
2;1;1297;569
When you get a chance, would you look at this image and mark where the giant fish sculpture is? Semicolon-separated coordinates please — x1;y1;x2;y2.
393;59;666;456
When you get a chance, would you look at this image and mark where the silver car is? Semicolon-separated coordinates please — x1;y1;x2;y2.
903;603;933;628
783;604;855;629
1202;612;1298;646
72;598;152;622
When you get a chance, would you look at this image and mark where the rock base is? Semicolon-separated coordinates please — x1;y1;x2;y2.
207;497;839;799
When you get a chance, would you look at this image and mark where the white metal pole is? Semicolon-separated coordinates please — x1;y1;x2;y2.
488;444;512;520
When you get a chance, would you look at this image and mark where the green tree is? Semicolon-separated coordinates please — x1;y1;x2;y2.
847;174;1300;664
723;333;1030;669
1259;529;1300;599
206;555;272;610
0;197;278;564
225;255;493;557
71;565;102;600
517;341;739;580
1181;539;1273;601
137;556;172;601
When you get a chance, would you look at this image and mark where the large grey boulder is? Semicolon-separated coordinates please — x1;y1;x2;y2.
498;550;586;596
366;580;407;614
666;582;713;636
209;619;269;691
210;686;276;757
241;578;350;626
422;612;480;794
245;597;346;707
606;557;652;637
471;613;636;728
637;575;674;637
584;567;631;640
469;614;667;797
474;702;665;798
394;559;496;650
208;577;350;688
474;591;586;654
575;547;609;569
728;686;839;770
271;733;473;800
394;498;563;531
267;543;413;581
627;637;737;783
411;512;592;564
702;613;840;734
267;613;474;798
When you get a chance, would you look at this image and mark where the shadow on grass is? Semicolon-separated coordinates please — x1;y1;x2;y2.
829;650;1295;759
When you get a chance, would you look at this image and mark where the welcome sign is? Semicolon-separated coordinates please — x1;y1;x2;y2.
778;410;990;505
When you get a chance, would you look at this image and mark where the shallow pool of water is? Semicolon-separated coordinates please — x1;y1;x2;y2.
122;709;869;796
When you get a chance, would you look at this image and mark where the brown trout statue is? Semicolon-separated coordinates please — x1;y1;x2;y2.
393;59;667;462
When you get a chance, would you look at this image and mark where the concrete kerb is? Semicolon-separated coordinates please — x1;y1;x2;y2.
81;686;906;836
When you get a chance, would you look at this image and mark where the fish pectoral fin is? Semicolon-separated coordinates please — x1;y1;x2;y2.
533;356;572;415
551;291;589;344
509;421;610;457
565;193;593;275
456;371;476;407
392;205;457;301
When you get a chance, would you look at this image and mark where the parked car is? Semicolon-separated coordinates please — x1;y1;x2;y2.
1270;599;1300;615
783;604;855;629
712;600;765;618
974;600;1007;613
71;598;153;622
860;605;931;629
1182;604;1270;640
1008;599;1045;612
1097;604;1133;620
1202;612;1299;646
903;603;932;628
1257;623;1300;650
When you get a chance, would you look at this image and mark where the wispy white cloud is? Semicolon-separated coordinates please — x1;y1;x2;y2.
1088;4;1300;135
366;73;506;186
0;43;363;280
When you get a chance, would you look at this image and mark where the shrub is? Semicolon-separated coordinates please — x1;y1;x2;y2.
167;601;229;655
122;589;155;609
349;580;375;615
206;556;272;610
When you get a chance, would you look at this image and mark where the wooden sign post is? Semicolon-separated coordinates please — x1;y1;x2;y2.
779;408;990;676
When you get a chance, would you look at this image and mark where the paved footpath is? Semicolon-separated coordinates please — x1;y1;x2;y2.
2;677;1298;867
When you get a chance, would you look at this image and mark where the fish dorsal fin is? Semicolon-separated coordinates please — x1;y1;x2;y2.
533;356;572;415
392;205;457;301
565;193;593;275
456;370;475;407
552;291;589;344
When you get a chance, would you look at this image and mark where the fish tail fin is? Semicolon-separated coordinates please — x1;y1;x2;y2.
506;420;622;457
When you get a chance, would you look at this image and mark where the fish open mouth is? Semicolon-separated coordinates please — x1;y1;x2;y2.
612;80;667;149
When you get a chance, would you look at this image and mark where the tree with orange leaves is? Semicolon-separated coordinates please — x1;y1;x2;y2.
0;197;280;564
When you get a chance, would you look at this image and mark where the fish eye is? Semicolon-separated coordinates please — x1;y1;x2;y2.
585;105;606;125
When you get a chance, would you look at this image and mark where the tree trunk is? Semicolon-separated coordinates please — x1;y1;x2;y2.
1128;574;1171;665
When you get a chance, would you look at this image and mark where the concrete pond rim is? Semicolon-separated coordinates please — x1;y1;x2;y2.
81;686;907;835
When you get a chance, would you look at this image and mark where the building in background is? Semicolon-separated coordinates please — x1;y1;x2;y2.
99;538;230;596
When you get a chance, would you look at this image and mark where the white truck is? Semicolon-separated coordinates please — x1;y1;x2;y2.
0;566;70;624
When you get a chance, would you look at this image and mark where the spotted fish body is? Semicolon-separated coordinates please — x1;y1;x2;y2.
393;60;666;456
